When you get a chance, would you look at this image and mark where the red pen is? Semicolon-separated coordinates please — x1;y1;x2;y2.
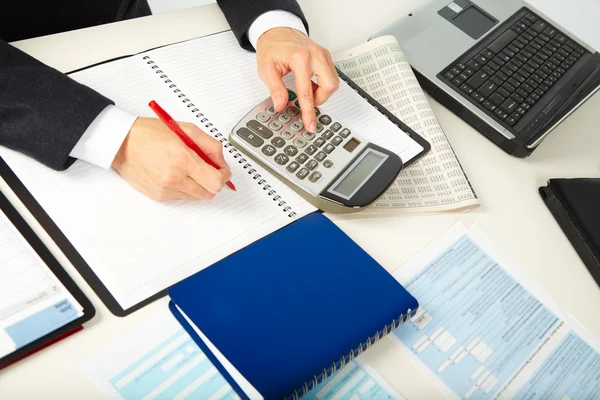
148;100;236;191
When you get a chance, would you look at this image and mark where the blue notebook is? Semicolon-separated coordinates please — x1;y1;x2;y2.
169;213;418;399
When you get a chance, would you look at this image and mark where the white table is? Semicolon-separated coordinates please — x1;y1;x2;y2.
2;1;600;398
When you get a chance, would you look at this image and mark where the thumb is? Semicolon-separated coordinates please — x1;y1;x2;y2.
259;64;289;112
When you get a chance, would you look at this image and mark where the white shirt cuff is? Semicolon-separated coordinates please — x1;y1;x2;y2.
69;105;137;169
248;10;308;49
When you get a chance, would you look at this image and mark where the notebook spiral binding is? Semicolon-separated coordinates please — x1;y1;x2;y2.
142;55;296;218
286;308;413;400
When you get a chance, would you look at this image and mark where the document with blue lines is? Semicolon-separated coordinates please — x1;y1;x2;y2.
84;307;404;400
389;223;600;400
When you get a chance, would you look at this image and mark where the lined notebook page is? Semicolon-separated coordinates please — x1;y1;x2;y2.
0;54;314;310
144;32;425;177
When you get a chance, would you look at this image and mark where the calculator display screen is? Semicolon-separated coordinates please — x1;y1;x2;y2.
328;149;388;200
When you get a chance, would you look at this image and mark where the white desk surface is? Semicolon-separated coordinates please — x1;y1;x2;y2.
2;1;600;398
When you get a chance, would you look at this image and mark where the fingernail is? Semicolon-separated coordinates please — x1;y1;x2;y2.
274;96;285;109
309;121;317;132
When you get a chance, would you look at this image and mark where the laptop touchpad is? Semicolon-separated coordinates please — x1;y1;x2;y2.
439;0;498;39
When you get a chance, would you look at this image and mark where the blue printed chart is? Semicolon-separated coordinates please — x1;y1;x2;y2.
389;226;600;400
85;309;403;400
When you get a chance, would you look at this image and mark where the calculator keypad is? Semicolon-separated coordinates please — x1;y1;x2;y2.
237;89;360;189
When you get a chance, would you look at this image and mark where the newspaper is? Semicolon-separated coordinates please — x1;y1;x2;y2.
333;35;480;213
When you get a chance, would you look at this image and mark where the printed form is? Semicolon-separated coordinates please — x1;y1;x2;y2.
390;223;600;399
84;308;404;400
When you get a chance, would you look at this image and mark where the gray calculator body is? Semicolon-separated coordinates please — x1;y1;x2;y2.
230;92;403;213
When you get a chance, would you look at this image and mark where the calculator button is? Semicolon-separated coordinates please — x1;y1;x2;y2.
319;115;332;125
269;120;283;131
305;145;317;155
284;145;298;156
314;151;327;162
274;153;289;165
266;105;276;114
323;143;335;154
247;120;273;139
293;138;308;148
330;122;342;132
321;130;334;140
314;138;326;148
290;121;304;132
309;171;322;183
262;144;276;156
306;160;318;171
271;137;285;148
256;112;270;123
286;161;300;173
281;130;294;140
314;107;321;117
315;123;324;133
302;131;315;140
288;89;297;101
331;136;343;146
296;168;309;180
296;153;309;164
340;128;351;138
278;113;292;123
286;106;300;116
237;127;264;147
323;160;334;168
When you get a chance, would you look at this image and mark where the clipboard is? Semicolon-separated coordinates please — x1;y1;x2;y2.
0;183;95;369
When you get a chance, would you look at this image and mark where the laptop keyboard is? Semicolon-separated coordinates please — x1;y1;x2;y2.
439;9;587;130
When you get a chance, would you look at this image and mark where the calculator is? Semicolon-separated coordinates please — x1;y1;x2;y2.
230;90;403;213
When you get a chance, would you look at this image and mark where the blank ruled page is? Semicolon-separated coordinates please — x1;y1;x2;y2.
0;54;313;310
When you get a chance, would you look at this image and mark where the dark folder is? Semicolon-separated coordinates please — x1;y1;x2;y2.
540;178;600;287
168;213;418;399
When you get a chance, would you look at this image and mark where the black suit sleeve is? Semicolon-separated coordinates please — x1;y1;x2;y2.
216;0;309;51
0;40;113;170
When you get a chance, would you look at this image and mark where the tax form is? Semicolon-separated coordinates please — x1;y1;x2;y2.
84;308;404;400
0;208;83;359
390;223;600;400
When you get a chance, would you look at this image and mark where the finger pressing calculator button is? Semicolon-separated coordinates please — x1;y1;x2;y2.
274;153;289;165
247;120;273;139
324;144;335;154
305;145;317;155
269;120;283;131
306;160;318;171
315;123;324;133
340;128;351;138
281;130;294;140
266;105;277;114
271;137;285;148
288;89;297;101
323;160;333;168
286;161;300;173
256;112;271;123
262;144;276;156
314;138;326;148
278;114;291;123
302;131;315;140
321;130;334;140
330;122;342;132
331;136;343;146
296;153;309;164
286;106;300;116
314;151;327;162
293;138;308;148
319;115;332;125
296;168;309;180
284;145;298;156
309;171;322;183
290;121;304;132
237;127;264;147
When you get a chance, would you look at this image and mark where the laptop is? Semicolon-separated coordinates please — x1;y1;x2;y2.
372;0;600;157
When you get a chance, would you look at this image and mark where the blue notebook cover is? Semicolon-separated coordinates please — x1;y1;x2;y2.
168;213;418;399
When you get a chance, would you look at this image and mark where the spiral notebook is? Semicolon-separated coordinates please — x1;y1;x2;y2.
0;31;426;316
168;213;418;400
